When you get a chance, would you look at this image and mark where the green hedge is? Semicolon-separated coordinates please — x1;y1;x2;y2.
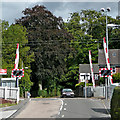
75;82;93;87
111;86;120;120
38;90;48;98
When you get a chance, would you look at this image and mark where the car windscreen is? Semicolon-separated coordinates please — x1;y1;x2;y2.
63;89;72;92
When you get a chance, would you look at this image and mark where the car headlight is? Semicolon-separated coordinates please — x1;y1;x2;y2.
71;92;74;94
63;92;66;94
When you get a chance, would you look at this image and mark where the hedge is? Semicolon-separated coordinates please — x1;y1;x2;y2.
110;86;120;120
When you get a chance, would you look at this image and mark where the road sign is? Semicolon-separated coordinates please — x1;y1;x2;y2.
99;68;112;77
12;69;24;78
0;69;7;75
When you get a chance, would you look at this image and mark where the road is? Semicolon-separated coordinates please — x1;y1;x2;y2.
15;98;111;119
15;98;61;118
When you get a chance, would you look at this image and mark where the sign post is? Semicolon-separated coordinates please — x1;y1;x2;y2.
99;68;112;99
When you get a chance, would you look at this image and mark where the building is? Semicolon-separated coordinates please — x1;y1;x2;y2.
79;49;120;84
79;64;99;84
1;78;16;87
98;49;120;74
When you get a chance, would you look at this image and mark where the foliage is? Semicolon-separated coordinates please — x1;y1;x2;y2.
86;83;93;86
99;77;105;85
111;86;120;120
75;82;93;87
2;21;34;96
38;90;48;98
64;10;119;89
0;103;17;108
113;73;120;83
75;82;85;87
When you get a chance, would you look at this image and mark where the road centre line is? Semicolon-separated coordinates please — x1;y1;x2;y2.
65;103;67;105
58;98;64;115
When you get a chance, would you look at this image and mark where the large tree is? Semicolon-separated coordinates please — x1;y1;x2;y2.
16;5;73;96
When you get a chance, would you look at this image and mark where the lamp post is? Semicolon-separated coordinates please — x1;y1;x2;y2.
101;7;111;51
101;8;111;99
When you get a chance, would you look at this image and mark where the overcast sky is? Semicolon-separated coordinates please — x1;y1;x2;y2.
1;0;120;25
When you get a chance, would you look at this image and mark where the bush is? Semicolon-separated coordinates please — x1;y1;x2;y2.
113;73;120;83
38;90;48;98
75;82;85;87
75;82;93;87
111;86;120;120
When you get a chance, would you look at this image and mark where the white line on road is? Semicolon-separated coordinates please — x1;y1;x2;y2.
58;98;64;115
64;108;66;111
59;99;64;111
62;115;64;118
65;103;67;105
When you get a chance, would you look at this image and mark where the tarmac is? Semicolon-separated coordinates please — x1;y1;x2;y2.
0;97;111;119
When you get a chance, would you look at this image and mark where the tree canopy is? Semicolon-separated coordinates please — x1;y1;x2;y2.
16;5;73;96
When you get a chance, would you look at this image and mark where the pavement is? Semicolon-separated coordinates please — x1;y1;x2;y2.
0;97;111;119
0;98;30;119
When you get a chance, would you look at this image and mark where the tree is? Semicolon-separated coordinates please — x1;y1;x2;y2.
2;22;34;96
16;5;73;96
63;10;119;87
62;11;98;89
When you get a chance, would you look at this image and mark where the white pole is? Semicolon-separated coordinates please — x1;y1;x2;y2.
89;50;95;88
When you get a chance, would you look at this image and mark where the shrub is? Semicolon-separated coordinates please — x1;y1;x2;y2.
75;82;93;87
75;82;85;87
111;86;120;120
113;73;120;83
38;90;48;98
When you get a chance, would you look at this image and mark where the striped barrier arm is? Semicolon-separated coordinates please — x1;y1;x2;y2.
89;50;95;88
103;37;113;84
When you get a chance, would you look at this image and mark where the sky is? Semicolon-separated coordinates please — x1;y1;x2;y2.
0;0;120;25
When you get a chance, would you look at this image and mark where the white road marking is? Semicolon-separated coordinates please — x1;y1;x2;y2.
64;108;66;111
62;115;64;118
58;98;64;115
58;112;60;115
65;103;67;105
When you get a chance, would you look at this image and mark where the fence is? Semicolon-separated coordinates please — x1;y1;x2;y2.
94;86;105;98
0;86;19;103
75;85;115;99
75;86;94;97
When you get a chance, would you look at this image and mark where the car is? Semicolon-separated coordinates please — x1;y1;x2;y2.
61;88;74;98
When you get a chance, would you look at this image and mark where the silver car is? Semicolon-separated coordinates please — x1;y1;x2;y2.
61;88;74;98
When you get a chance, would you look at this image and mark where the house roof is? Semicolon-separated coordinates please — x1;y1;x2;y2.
79;64;99;73
98;49;120;65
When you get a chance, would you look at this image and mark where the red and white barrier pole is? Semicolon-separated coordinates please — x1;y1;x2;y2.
103;37;113;84
14;43;19;69
89;50;95;88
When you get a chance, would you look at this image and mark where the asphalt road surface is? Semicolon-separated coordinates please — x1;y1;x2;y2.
59;98;111;119
15;98;111;119
15;98;61;118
